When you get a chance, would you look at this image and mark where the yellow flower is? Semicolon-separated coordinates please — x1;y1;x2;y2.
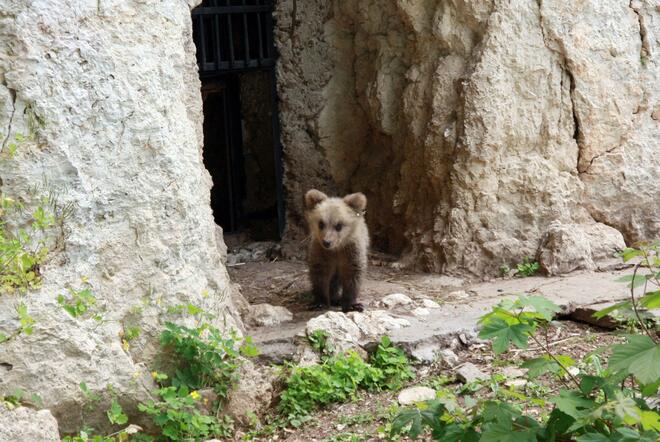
151;371;158;379
189;390;201;400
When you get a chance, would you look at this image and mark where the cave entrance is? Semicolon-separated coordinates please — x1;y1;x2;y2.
193;0;284;241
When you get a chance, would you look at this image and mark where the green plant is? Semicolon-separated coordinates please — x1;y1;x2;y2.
499;264;511;277
57;284;101;320
391;245;660;442
0;182;74;294
139;321;255;440
160;322;243;399
138;383;232;441
279;336;413;427
368;336;415;390
516;257;540;277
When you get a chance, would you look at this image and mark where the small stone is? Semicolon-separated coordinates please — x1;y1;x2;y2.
412;307;430;317
294;344;321;368
411;345;440;363
455;362;489;383
459;333;469;345
245;303;293;327
448;290;469;299
420;298;441;309
382;293;414;308
397;386;437;405
501;367;527;379
439;349;460;367
568;366;580;376
505;379;528;388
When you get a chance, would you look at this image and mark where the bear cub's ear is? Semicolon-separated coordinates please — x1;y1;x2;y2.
304;189;328;210
343;192;367;213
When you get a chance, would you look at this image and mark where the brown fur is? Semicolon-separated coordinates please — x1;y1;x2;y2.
304;189;369;312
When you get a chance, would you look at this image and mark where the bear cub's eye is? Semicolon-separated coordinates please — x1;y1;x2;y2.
318;220;325;230
335;223;343;232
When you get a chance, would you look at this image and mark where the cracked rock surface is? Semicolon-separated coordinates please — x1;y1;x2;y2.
276;0;659;274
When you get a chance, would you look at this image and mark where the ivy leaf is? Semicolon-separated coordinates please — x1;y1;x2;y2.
609;335;660;385
479;318;532;354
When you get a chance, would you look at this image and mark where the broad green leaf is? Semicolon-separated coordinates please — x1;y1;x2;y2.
479;318;532;354
639;291;660;309
522;357;556;378
639;410;660;432
550;390;596;420
620;248;643;262
575;433;611;442
609;335;660;385
616;274;647;289
520;296;561;321
593;301;632;319
480;419;537;442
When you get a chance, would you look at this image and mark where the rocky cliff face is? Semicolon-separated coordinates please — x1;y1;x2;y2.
275;0;659;274
0;0;240;432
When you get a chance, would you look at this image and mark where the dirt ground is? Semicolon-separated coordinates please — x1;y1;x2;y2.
232;320;624;441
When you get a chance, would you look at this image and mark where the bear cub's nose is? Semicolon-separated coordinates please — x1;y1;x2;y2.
322;240;332;248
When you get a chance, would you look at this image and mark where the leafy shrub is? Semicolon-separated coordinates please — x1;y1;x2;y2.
138;321;257;440
279;336;413;426
391;243;660;441
138;382;232;441
160;322;251;399
0;183;74;294
516;257;540;277
368;336;415;390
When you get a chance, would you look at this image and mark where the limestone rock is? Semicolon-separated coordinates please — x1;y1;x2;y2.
397;386;436;405
538;222;625;275
412;307;430;317
410;345;440;364
224;360;277;426
456;363;489;384
0;1;240;433
293;343;322;368
420;299;442;309
306;312;362;353
381;293;414;309
245;304;293;327
439;349;460;368
306;310;410;354
276;0;658;275
501;367;527;379
0;405;60;442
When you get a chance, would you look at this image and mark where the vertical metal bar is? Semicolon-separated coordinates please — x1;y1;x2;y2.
227;13;235;68
242;12;250;67
264;5;273;60
214;14;221;69
198;16;207;70
221;83;236;232
256;12;263;65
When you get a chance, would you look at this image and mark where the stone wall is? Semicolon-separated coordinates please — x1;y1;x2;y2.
275;0;659;275
0;0;240;432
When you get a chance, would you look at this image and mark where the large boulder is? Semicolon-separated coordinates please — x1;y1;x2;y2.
0;0;241;433
0;405;61;442
537;222;625;275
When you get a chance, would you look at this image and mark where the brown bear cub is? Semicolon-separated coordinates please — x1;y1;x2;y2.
304;189;369;313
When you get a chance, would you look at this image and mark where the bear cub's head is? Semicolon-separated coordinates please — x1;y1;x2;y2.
304;189;367;251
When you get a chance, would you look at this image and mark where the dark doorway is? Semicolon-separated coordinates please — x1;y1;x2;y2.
193;0;284;240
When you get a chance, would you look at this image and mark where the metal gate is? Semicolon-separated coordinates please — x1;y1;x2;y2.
192;0;284;236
